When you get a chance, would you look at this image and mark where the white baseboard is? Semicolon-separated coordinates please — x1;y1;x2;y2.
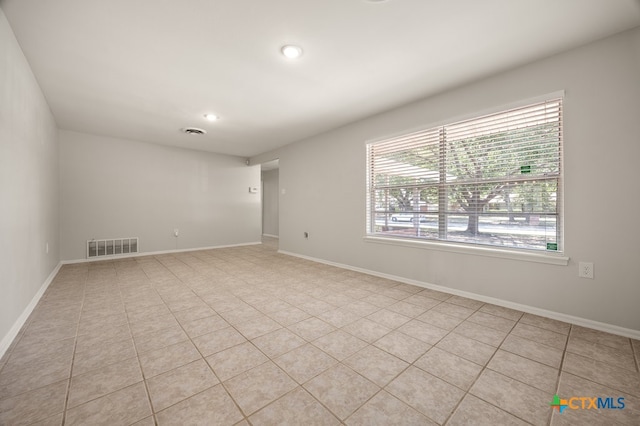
262;234;279;239
61;241;263;264
279;250;640;340
0;262;63;361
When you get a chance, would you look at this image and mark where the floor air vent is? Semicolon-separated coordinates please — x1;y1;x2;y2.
87;238;139;258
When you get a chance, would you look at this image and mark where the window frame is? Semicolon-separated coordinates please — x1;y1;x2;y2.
365;93;567;264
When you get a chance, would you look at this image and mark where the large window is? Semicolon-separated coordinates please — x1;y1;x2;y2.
367;98;563;252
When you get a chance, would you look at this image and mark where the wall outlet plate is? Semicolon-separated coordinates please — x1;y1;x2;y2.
578;261;594;279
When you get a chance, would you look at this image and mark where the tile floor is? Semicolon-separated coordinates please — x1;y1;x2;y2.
0;238;638;425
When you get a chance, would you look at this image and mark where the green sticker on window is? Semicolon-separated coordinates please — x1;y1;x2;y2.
546;243;558;251
521;165;531;174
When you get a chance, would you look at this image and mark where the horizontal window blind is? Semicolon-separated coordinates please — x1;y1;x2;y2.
367;98;563;252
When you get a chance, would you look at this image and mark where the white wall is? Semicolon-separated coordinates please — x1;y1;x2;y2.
252;27;640;332
0;9;59;348
262;168;279;237
59;130;261;260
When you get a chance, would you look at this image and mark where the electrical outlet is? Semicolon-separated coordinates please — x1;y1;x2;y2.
578;262;594;279
304;232;309;239
174;229;179;237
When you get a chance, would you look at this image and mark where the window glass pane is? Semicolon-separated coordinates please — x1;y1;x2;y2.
368;98;562;252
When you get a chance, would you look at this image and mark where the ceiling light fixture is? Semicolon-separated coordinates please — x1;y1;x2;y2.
281;45;303;59
181;127;207;135
204;113;219;122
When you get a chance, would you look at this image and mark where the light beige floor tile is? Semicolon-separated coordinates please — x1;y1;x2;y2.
249;387;340;426
312;330;368;361
133;323;189;354
566;335;636;371
304;364;379;420
467;311;516;333
448;394;529;426
180;314;229;338
379;286;413;300
129;313;180;337
453;320;508;347
361;294;397;308
342;318;391;343
402;294;441;310
317;308;361;328
206;341;269;381
139;340;201;378
435;332;496;366
65;382;151;425
251;328;306;358
519;313;571;335
445;295;484;310
385;301;428;318
396;319;448;345
511;323;568;350
274;343;338;384
469;369;552;426
67;357;143;408
29;412;64;426
299;299;336;316
562;352;640;397
266;306;311;326
10;244;639;425
251;298;293;314
156;384;243;426
192;326;247;356
7;336;74;367
287;317;336;341
72;337;137;376
77;312;128;336
374;331;431;363
430;302;476;320
146;359;219;412
500;334;564;368
342;300;380;317
219;305;263;326
173;305;216;324
391;283;423;294
487;349;559;393
414;347;482;390
346;390;435;426
570;326;633;353
386;366;464;424
126;303;171;324
366;309;411;329
224;361;297;416
234;315;282;340
74;324;131;353
416;288;452;301
0;346;73;400
0;380;67;426
478;304;523;321
343;345;408;387
15;324;77;349
416;310;463;331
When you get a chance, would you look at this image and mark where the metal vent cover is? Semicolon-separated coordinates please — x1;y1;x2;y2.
87;238;139;258
181;127;207;135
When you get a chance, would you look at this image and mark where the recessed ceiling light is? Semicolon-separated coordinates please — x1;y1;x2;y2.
204;113;219;122
281;45;303;59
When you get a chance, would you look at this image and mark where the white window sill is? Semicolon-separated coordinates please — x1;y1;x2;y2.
363;235;569;266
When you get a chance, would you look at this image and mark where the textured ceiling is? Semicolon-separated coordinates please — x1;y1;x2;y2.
2;0;639;157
